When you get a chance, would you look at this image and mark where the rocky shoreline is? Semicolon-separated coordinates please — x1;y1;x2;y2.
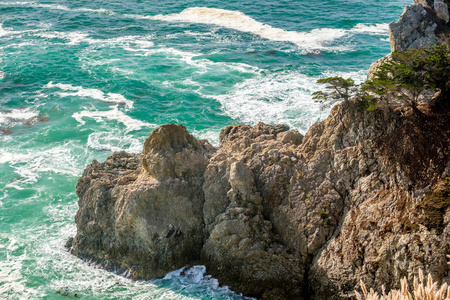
67;2;450;299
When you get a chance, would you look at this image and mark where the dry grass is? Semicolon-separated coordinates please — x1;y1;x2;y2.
356;257;450;300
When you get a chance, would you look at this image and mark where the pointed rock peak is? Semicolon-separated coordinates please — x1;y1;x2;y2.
143;123;203;154
141;124;213;180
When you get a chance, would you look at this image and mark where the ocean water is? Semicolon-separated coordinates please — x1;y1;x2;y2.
0;0;410;299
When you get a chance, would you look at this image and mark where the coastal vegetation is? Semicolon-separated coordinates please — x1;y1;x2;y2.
314;45;450;113
312;76;359;108
356;269;450;300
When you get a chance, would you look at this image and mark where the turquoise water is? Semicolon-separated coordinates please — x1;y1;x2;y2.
0;0;410;299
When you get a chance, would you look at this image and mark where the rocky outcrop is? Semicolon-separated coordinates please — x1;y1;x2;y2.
68;98;450;299
389;0;450;52
389;3;439;52
305;103;450;299
435;0;450;23
367;53;392;80
368;0;450;79
68;124;214;280
67;3;450;298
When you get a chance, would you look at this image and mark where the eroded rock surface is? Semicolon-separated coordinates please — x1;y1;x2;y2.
68;99;450;299
389;3;440;52
68;124;214;280
68;5;450;297
368;1;450;79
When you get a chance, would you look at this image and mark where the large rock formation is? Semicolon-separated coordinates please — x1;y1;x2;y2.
67;3;450;299
389;3;440;52
68;124;214;280
68;98;450;299
368;0;450;79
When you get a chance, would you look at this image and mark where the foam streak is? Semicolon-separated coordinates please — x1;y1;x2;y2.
45;82;134;109
127;7;348;52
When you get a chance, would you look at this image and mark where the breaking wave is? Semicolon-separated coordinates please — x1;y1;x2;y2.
127;7;349;52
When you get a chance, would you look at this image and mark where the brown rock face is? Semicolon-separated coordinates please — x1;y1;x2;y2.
68;124;213;280
202;123;305;299
305;103;450;299
69;100;450;299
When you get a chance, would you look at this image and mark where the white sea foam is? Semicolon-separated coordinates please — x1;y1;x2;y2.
38;31;94;45
35;3;114;15
45;82;134;109
0;190;6;207
0;143;85;188
101;35;155;53
0;260;38;298
210;69;369;133
322;69;368;84
191;128;221;146
72;107;154;132
18;219;254;300
0;71;5;80
109;36;155;49
350;23;389;35
87;131;144;153
36;30;155;52
2;42;34;49
209;71;326;133
0;23;41;42
0;23;29;38
141;47;260;74
0;2;114;15
76;7;114;14
127;7;348;52
0;108;39;125
0;23;11;37
152;265;256;300
163;266;206;283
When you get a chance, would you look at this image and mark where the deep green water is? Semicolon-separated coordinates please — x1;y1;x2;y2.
0;0;410;299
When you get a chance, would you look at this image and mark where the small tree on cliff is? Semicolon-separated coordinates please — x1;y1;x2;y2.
312;76;359;109
362;45;450;112
420;44;450;105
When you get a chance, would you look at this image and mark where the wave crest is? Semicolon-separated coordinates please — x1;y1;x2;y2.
128;7;348;52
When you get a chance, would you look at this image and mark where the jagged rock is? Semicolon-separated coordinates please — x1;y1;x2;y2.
202;125;305;299
389;4;440;52
305;102;450;299
370;1;450;79
68;4;450;296
435;0;450;23
68;124;214;280
69;98;450;299
414;0;434;7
